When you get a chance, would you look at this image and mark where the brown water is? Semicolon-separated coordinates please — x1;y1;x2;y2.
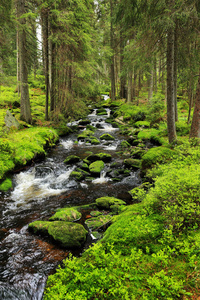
0;109;141;299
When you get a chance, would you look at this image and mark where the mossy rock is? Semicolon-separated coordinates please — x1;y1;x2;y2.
69;171;84;181
90;211;103;217
90;137;100;145
91;231;102;240
50;207;82;222
56;126;72;136
48;221;88;248
124;158;141;169
85;214;112;230
99;133;115;141
141;146;175;169
64;155;81;164
79;119;91;126
96;108;107;115
28;220;51;235
79;162;89;171
130;148;146;159
29;220;88;248
120;140;131;148
87;153;112;163
77;130;94;140
89;160;104;174
0;177;12;192
95;196;126;209
134;121;150;128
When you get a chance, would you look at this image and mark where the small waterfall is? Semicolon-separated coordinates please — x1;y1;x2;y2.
92;170;110;184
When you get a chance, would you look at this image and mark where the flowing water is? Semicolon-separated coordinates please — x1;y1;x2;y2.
0;108;141;299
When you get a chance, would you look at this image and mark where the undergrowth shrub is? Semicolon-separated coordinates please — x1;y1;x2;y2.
146;93;165;125
141;146;175;169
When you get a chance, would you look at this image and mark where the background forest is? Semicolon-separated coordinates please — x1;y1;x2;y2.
1;0;200;299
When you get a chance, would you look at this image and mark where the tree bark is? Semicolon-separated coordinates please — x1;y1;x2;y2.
174;21;178;122
110;0;115;101
17;0;32;124
190;68;200;138
41;9;49;121
167;27;176;143
127;69;132;103
119;31;126;99
148;68;154;101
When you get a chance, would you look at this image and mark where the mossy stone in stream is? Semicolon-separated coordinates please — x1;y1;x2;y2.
50;207;82;222
90;211;103;217
99;133;115;141
120;140;131;148
124;158;141;169
79;119;91;126
79;162;89;171
69;171;84;181
29;221;88;248
64;155;81;164
89;160;104;175
87;153;112;163
85;214;112;230
28;220;51;235
90;137;100;145
48;221;88;248
95;196;126;209
0;177;12;192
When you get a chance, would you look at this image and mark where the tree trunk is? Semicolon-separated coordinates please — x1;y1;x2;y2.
167;27;176;143
148;68;154;101
190;68;200;138
120;31;126;99
41;9;49;121
127;69;132;103
174;21;178;122
110;0;115;101
17;0;32;124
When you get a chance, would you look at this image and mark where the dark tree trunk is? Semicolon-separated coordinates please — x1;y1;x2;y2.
167;27;176;143
174;21;178;122
41;9;49;121
120;31;126;99
190;68;200;138
17;0;32;124
110;0;115;101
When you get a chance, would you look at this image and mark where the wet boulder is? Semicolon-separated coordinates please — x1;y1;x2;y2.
100;133;115;141
89;160;104;175
79;119;91;126
87;153;112;163
95;196;126;210
64;155;81;164
50;207;82;222
69;171;85;181
28;221;88;248
124;158;141;169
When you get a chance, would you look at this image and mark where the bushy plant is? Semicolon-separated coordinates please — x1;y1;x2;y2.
146;93;165;125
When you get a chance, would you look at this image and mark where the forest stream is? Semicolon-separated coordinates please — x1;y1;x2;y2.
0;107;141;299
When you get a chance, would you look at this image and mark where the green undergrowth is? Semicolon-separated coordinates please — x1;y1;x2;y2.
44;141;200;299
0;127;58;181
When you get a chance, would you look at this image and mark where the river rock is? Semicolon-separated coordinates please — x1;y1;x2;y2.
64;155;81;164
79;119;91;126
4;110;20;129
28;221;88;248
95;196;126;209
124;158;141;169
89;160;104;175
69;171;85;181
99;133;115;141
50;207;82;222
87;153;112;163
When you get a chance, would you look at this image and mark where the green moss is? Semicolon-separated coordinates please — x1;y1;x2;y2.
141;146;175;169
64;155;81;164
85;214;112;230
120;140;131;148
137;129;165;145
90;211;102;217
0;177;12;192
69;171;84;181
90;137;100;145
99;133;115;141
134;120;150;128
50;207;82;222
29;220;88;248
124;158;141;169
48;221;88;248
89;160;104;174
95;196;126;209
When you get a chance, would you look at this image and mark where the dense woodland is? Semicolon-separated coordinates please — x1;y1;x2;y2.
1;0;200;299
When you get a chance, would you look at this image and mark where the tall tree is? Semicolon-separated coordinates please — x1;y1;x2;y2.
17;0;32;124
